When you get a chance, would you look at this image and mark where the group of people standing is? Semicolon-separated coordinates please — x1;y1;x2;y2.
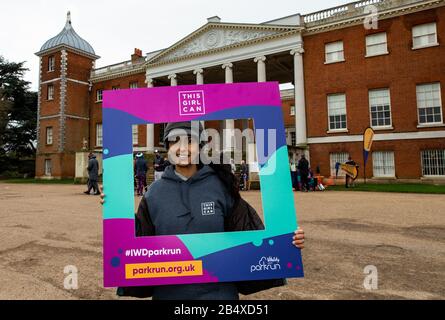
85;150;357;196
85;151;320;196
290;154;360;191
133;150;170;196
290;154;323;192
83;150;170;197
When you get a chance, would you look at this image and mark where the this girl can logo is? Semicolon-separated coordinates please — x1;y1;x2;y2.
178;90;205;116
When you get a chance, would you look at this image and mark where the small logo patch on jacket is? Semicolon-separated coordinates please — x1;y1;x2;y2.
201;202;215;215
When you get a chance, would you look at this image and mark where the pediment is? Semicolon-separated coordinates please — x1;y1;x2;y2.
148;23;299;64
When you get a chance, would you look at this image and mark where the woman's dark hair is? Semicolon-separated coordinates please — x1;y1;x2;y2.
209;153;241;202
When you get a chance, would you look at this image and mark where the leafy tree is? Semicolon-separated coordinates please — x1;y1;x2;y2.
0;56;37;176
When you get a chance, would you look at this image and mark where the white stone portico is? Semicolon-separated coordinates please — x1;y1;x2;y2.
144;17;307;158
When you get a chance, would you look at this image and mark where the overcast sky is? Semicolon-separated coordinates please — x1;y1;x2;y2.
1;0;349;91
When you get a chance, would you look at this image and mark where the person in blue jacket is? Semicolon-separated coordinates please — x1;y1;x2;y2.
134;152;148;196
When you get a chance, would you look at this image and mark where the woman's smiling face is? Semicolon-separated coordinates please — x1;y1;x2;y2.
168;135;200;167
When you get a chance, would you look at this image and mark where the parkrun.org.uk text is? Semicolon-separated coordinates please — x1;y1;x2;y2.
125;260;203;279
125;247;182;258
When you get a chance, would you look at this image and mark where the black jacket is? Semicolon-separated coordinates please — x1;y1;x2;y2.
87;157;99;180
117;196;286;298
297;158;309;174
135;157;148;175
153;155;165;172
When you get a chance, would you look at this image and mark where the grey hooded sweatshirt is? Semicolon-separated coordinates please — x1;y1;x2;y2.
144;164;238;300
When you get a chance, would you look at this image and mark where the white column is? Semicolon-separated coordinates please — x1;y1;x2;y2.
222;63;233;83
168;74;177;86
254;56;267;82
146;76;154;152
250;56;267;170
222;63;235;153
146;77;154;88
290;48;307;146
193;69;205;129
193;68;204;85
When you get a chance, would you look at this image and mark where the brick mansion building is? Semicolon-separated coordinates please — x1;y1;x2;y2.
35;0;445;182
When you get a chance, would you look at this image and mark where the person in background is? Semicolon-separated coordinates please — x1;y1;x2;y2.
135;152;148;196
297;154;309;192
290;159;298;191
163;156;171;170
296;169;301;191
308;167;317;191
345;156;357;188
230;158;236;175
240;159;249;191
314;164;324;191
153;150;165;181
84;153;100;195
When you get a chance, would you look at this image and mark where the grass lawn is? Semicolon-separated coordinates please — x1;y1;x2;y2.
0;178;75;184
327;183;445;194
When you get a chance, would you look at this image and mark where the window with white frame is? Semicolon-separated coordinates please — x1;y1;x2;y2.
366;32;388;56
130;82;138;89
290;105;295;116
372;151;395;177
48;56;55;72
412;22;438;49
330;152;349;177
96;89;103;102
47;84;54;100
112;86;120;90
325;41;344;63
46;127;53;145
369;88;392;128
421;150;445;176
132;125;138;145
96;123;102;147
416;83;442;125
328;94;347;130
44;159;52;176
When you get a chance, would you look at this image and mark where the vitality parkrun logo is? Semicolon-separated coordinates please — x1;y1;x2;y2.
178;90;206;116
250;256;281;273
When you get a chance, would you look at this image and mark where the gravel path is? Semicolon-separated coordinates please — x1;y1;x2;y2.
0;183;443;300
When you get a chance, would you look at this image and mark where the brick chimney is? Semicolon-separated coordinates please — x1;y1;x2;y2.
131;48;144;64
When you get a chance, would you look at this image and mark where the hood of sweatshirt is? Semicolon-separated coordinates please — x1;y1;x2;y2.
161;164;215;184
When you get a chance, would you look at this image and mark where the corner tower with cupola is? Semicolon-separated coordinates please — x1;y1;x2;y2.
35;12;99;178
